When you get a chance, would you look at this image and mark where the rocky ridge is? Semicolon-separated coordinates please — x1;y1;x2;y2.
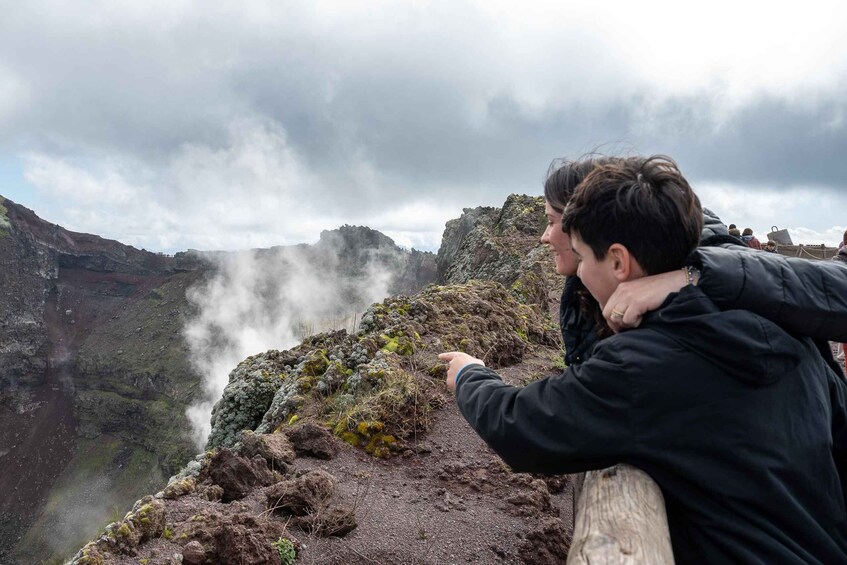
68;193;571;565
0;197;437;564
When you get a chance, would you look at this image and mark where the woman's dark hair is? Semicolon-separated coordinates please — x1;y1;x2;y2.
742;228;754;237
562;155;703;276
544;157;619;214
545;155;622;340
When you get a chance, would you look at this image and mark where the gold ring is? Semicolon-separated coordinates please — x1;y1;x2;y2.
611;309;625;319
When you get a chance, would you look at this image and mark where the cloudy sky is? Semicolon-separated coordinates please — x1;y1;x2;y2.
1;0;846;252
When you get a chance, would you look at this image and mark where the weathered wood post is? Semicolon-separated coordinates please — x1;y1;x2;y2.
567;464;674;564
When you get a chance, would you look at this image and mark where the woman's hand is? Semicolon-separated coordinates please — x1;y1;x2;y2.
603;269;690;332
438;351;485;392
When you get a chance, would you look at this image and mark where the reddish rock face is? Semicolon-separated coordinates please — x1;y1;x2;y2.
0;198;208;564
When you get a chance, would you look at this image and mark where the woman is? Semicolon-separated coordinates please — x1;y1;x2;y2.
540;156;847;375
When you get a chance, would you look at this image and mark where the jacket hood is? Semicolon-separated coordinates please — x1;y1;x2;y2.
643;286;805;385
701;208;729;239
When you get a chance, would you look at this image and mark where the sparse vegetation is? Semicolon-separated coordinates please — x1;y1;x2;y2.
274;537;296;564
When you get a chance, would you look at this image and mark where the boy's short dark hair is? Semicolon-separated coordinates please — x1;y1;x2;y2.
561;155;703;276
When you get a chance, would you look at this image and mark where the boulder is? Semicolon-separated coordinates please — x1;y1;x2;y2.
285;422;338;460
240;430;295;472
266;470;337;516
205;450;275;502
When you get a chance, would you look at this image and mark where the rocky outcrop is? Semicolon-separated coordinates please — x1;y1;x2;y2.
0;197;438;564
436;194;561;310
205;280;558;458
65;191;574;565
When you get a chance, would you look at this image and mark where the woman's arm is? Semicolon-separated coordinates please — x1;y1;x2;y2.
603;241;847;342
691;245;847;342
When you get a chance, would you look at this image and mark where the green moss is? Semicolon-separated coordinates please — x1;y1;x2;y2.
116;522;131;538
163;525;174;540
379;334;414;356
301;350;330;376
340;431;360;446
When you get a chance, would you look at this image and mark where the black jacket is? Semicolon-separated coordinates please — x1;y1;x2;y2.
560;275;598;366
560;216;847;369
690;245;847;378
457;286;847;564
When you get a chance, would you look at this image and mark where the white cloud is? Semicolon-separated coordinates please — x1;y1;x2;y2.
696;182;846;245
3;0;847;251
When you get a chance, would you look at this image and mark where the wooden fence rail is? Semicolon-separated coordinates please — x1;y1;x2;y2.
567;464;675;564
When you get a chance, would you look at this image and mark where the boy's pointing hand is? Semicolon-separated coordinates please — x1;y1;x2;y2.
438;351;484;392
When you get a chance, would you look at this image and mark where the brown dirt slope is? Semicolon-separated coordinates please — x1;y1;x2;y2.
71;345;577;565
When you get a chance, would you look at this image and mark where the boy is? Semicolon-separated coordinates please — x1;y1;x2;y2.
440;156;847;563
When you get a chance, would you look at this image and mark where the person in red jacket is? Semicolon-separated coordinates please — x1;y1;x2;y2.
741;228;762;250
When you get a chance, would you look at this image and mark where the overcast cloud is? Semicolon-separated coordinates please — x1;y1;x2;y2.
1;0;846;249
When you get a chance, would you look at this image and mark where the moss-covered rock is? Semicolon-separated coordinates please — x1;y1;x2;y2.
68;497;165;564
205;276;557;463
434;194;562;311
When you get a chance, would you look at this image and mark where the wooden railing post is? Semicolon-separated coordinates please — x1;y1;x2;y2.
567;464;675;564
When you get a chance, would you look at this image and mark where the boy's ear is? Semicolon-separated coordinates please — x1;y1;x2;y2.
607;243;641;281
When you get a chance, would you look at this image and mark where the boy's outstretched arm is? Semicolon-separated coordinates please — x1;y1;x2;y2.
441;347;636;475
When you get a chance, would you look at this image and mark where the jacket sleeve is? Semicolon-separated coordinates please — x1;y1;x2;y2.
827;366;847;501
689;245;847;342
454;345;636;474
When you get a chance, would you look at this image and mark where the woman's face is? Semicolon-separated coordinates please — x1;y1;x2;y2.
541;201;578;276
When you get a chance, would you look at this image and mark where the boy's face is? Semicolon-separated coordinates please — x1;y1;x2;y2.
570;232;620;309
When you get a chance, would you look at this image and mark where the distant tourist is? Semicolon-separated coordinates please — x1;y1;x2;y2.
765;240;778;253
728;223;737;231
441;156;847;563
839;229;847;250
728;227;742;238
741;227;762;250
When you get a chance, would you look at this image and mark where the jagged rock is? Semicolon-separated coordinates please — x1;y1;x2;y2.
285;422;339;459
198;483;225;502
504;477;553;516
173;511;294;565
68;497;166;563
291;504;358;537
266;469;337;516
518;517;571;565
240;430;295;472
181;540;206;565
163;476;197;499
204;449;276;502
435;194;559;310
266;470;357;538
